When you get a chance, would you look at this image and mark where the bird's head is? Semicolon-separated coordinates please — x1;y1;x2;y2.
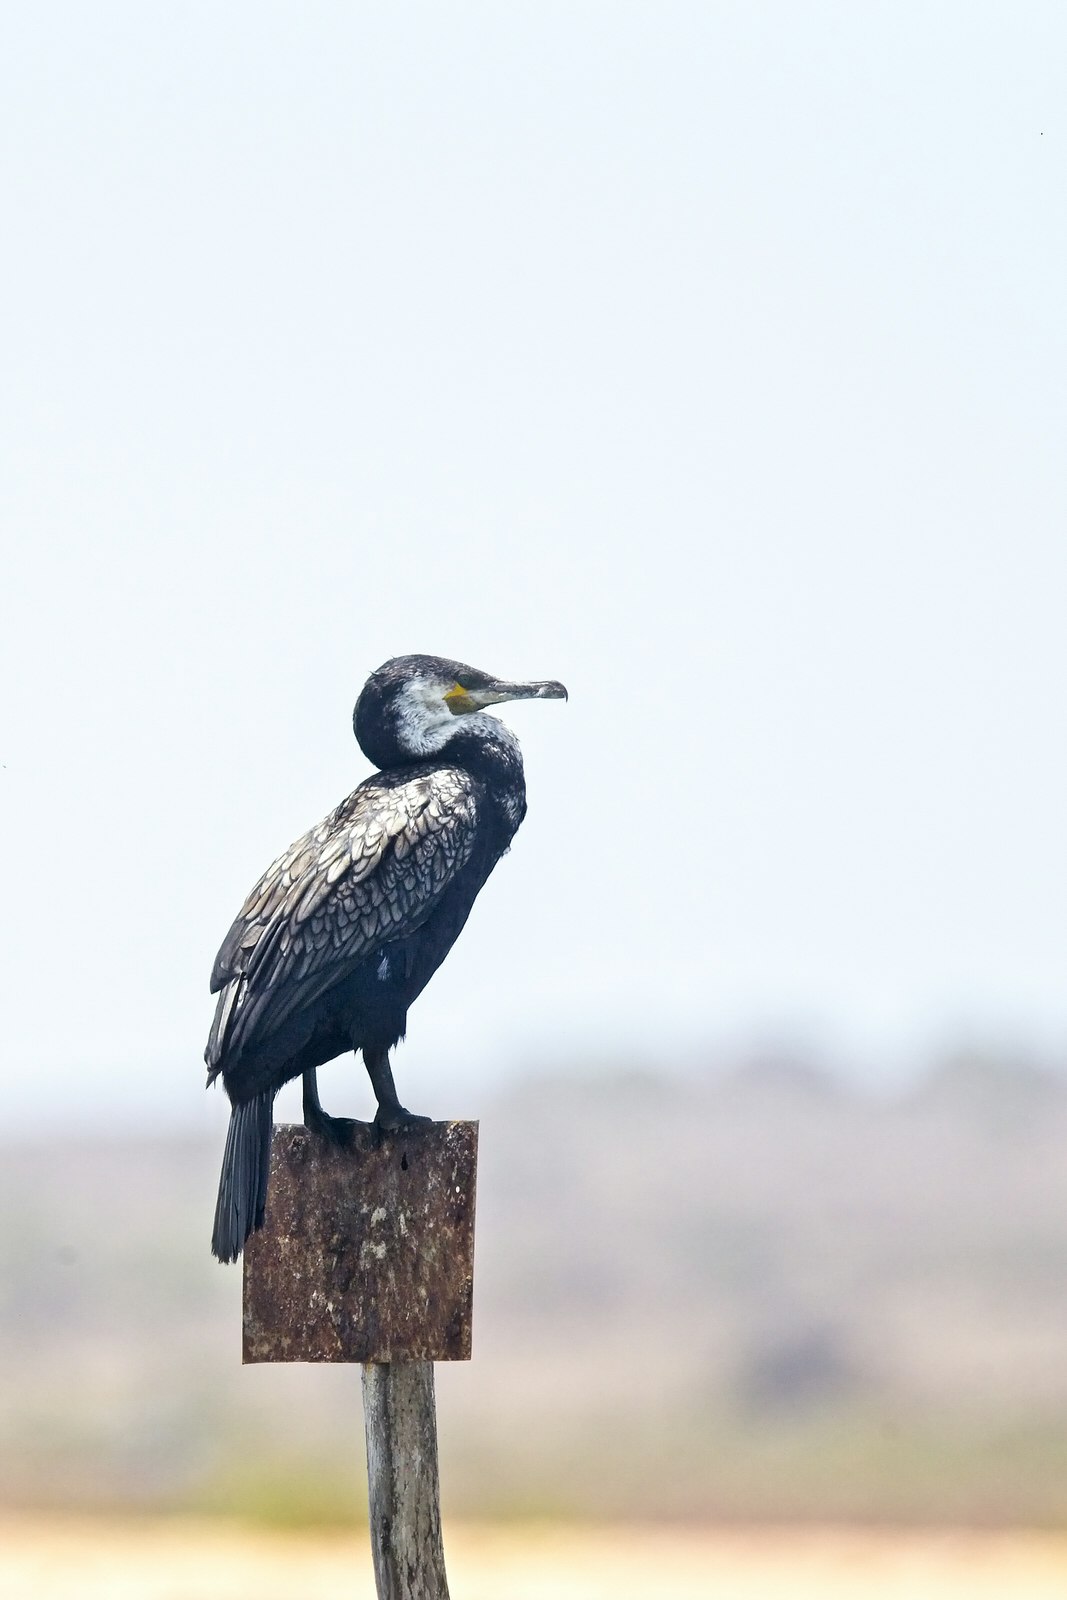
354;654;568;769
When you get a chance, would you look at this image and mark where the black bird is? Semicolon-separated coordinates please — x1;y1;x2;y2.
205;654;567;1262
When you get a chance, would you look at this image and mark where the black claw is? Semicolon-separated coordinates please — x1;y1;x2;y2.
372;1105;434;1139
305;1105;368;1148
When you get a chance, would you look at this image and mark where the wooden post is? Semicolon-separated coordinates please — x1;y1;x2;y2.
242;1121;477;1600
363;1362;450;1599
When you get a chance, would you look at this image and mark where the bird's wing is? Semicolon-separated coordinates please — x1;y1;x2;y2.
206;766;479;1070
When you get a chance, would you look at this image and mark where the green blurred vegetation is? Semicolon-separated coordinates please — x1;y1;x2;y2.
2;1055;1067;1528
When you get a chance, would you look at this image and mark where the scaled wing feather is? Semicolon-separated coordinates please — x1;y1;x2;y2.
205;768;478;1072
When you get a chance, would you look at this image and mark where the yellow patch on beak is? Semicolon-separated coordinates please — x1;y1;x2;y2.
444;683;474;714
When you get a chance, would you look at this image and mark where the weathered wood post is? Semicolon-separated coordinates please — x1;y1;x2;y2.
243;1119;478;1600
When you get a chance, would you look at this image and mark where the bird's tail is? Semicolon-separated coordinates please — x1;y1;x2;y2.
211;1090;274;1263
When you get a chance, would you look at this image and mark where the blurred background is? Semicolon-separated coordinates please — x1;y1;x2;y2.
2;2;1066;1594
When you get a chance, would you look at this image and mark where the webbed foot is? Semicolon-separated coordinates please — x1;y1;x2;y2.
371;1104;435;1146
304;1101;369;1148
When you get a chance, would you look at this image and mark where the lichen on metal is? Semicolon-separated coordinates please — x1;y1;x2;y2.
242;1121;477;1364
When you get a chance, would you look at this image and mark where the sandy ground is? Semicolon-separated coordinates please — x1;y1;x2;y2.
4;1518;1067;1600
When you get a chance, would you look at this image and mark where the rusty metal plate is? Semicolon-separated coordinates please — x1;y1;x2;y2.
243;1121;477;1364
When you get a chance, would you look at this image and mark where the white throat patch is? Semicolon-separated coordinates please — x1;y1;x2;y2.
392;680;523;762
393;679;458;755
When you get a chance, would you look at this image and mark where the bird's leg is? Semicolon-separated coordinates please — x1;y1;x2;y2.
363;1046;433;1139
302;1066;365;1147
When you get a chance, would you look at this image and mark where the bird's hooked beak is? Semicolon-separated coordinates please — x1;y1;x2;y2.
445;677;568;715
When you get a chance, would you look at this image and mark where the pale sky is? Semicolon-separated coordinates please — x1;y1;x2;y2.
2;3;1065;1131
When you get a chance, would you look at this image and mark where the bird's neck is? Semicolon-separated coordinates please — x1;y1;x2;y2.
445;716;527;834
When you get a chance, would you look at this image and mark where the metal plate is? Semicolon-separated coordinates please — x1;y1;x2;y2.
243;1121;477;1363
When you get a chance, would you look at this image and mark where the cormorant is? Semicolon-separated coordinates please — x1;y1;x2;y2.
205;654;567;1262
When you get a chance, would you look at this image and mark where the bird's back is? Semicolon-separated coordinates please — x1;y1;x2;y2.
205;761;502;1094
